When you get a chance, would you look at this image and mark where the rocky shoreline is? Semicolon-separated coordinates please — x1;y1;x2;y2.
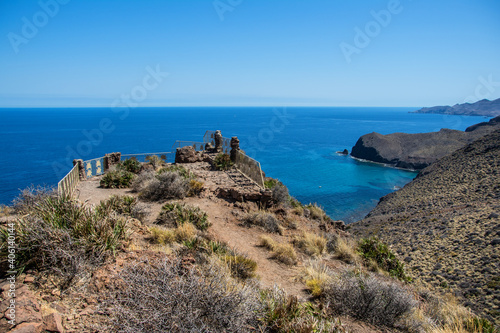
350;115;500;170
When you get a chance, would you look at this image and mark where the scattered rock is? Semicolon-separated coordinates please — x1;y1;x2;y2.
43;312;64;333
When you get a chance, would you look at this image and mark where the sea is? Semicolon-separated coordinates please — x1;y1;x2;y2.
0;107;486;223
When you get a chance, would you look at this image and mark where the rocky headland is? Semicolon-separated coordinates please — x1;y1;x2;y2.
351;115;500;170
412;98;500;117
350;130;500;326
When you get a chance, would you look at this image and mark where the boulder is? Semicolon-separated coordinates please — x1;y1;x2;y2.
43;313;64;333
175;146;203;163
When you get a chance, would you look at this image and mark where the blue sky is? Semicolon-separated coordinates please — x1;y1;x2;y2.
0;0;499;107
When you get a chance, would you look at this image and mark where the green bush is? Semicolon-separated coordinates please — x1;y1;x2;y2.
214;153;233;171
100;170;135;188
118;159;142;174
95;195;149;222
264;178;291;207
0;195;128;287
156;202;210;231
357;237;411;282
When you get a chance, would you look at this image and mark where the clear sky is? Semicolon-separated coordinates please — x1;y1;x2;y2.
0;0;499;107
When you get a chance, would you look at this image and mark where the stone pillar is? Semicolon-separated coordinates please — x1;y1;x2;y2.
73;159;85;180
230;136;240;162
214;130;223;153
105;152;121;169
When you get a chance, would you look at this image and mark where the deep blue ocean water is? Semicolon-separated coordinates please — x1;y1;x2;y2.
0;107;486;222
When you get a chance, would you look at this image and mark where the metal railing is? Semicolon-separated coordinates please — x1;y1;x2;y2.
234;150;265;188
171;141;205;152
203;131;231;154
121;152;174;163
58;164;80;197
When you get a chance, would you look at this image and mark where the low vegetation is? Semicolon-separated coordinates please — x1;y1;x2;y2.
0;192;128;287
242;211;282;234
259;235;297;265
100;170;135;188
293;232;327;256
156;202;210;231
264;178;291;207
132;170;189;201
358;236;411;282
323;268;417;328
117;158;142;174
214;153;233;170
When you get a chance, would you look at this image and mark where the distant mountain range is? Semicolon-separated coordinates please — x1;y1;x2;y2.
412;98;500;117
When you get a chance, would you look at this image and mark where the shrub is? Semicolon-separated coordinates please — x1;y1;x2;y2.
188;179;204;196
149;224;197;245
145;155;164;169
156;202;210;231
118;158;142;174
306;203;327;221
358;237;410;282
95;195;136;216
299;260;333;297
158;165;195;179
242;211;281;234
264;178;291;207
207;240;258;280
0;205;13;217
135;171;189;201
330;235;361;265
149;226;176;244
323;269;417;327
293;232;327;256
214;153;233;171
105;257;262;332
0;195;128;287
12;185;56;214
260;286;345;332
259;235;297;265
100;170;135;188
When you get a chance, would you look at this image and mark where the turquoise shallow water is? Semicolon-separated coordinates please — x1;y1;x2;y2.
0;107;485;222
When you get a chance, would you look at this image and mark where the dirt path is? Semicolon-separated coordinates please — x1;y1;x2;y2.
76;164;309;300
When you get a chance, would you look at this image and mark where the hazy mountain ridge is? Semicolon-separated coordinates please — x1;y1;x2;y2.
412;98;500;117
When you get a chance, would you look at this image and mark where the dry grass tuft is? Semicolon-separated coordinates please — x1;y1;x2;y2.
293;232;327;256
243;211;282;234
259;235;297;265
299;260;333;297
149;223;197;245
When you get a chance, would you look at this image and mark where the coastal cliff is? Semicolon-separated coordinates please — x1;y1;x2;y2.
350;130;500;326
412;98;500;117
351;115;500;170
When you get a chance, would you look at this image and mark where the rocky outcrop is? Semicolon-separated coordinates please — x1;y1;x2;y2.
351;115;500;170
175;146;204;163
350;130;500;325
412;98;500;117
